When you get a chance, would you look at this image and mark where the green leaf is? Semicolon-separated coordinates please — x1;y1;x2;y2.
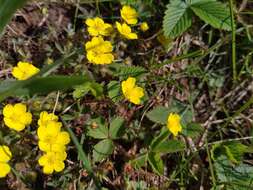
0;0;27;36
150;126;170;149
87;118;108;139
163;0;192;38
146;106;170;124
190;0;231;31
109;117;125;139
0;75;89;101
152;140;185;153
93;139;114;162
146;101;186;124
214;156;253;190
211;141;248;164
73;82;103;99
182;122;203;138
107;81;122;103
109;64;147;79
148;152;164;175
224;142;248;164
25;75;89;95
130;153;147;169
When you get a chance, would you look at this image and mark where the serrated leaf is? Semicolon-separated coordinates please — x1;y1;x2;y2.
93;139;114;162
190;0;231;30
214;156;253;190
109;117;125;139
148;152;164;175
152;139;185;153
211;141;248;164
109;64;147;79
224;142;248;164
163;0;192;38
87;118;108;139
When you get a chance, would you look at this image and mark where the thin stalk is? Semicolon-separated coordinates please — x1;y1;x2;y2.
229;0;237;82
205;139;216;187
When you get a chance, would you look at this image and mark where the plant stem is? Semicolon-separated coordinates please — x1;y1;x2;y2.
229;0;237;82
205;139;216;187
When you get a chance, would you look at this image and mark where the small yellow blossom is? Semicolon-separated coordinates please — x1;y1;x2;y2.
116;22;138;40
3;103;32;131
38;111;59;128
120;5;138;25
121;77;144;105
167;113;182;136
38;151;67;174
37;121;70;152
0;145;12;178
85;36;114;64
12;61;40;80
85;17;113;36
140;22;149;32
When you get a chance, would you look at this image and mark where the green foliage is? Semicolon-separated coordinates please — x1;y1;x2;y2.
109;117;125;139
148;152;164;175
211;141;248;164
87;117;125;162
87;118;108;139
214;156;253;190
163;0;192;38
190;0;231;30
0;0;27;36
0;75;89;101
73;82;103;99
152;139;185;153
182;122;203;138
146;106;171;124
109;64;147;79
163;0;231;38
107;80;122;102
63;121;101;188
93;139;114;162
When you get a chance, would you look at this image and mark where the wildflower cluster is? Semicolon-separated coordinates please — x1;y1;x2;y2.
84;5;149;65
37;111;70;174
0;146;12;178
2;103;71;177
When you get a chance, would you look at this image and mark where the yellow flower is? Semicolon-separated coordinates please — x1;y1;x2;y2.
140;22;149;32
116;22;138;40
85;17;113;36
120;5;138;25
121;77;144;105
38;151;67;174
38;111;59;128
37;121;70;152
85;36;114;64
167;113;182;136
0;145;12;178
3;103;32;131
12;61;40;80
